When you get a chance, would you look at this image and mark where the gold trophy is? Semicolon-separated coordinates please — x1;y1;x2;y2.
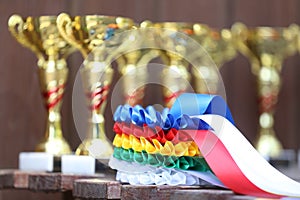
145;22;236;107
8;15;74;156
192;24;236;94
147;22;193;108
118;50;148;106
117;49;159;106
232;23;299;158
57;13;134;160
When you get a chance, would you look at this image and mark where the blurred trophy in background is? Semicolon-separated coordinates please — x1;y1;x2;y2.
57;13;134;160
8;15;74;156
192;24;236;94
148;22;192;108
232;23;299;158
116;28;160;106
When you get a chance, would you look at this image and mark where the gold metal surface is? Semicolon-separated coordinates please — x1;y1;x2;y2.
57;13;134;58
232;23;299;158
57;13;135;159
192;24;236;94
146;22;193;108
8;14;74;156
145;22;236;107
77;60;114;159
116;26;160;106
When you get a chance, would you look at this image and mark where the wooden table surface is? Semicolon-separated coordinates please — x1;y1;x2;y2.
1;169;293;200
1;168;298;200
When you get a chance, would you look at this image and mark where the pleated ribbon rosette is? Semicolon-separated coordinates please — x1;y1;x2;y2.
109;93;300;198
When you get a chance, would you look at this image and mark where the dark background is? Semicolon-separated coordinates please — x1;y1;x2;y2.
1;0;300;199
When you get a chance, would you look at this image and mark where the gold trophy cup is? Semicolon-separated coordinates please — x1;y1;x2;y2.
116;24;160;106
146;22;236;107
148;22;193;108
232;23;299;158
117;52;145;106
57;13;134;160
8;15;74;156
192;24;236;94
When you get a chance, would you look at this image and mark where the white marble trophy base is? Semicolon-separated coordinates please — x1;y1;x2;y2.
61;155;95;175
19;152;54;172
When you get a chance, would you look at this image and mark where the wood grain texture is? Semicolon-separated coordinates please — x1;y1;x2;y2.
27;172;107;192
0;170;107;190
0;169;300;199
0;170;14;189
60;173;106;191
13;171;30;189
73;178;121;199
121;185;204;200
28;173;62;191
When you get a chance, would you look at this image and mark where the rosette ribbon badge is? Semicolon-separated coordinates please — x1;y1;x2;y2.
110;93;300;198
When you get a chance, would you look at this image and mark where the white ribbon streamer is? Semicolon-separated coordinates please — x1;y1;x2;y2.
195;114;300;197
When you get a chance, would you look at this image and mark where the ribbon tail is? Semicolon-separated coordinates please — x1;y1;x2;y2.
188;114;300;198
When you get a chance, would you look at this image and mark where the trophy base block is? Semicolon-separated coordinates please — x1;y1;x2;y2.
62;155;96;175
269;149;296;168
19;152;57;172
61;155;113;175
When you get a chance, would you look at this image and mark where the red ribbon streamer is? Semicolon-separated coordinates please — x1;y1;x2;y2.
185;129;282;198
114;121;284;198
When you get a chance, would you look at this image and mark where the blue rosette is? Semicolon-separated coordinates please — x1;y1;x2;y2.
113;93;234;130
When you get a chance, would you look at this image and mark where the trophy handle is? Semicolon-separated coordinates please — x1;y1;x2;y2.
193;23;210;37
285;24;300;60
140;20;153;28
57;13;89;58
8;15;26;44
231;22;260;75
8;14;44;60
137;49;160;66
221;28;237;64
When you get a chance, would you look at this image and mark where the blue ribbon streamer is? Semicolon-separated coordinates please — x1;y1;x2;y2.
169;93;234;125
113;93;234;130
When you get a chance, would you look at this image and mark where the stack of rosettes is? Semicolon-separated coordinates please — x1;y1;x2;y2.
107;93;300;199
109;93;233;186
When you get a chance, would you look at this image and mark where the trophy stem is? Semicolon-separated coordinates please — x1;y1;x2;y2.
162;52;190;108
45;110;63;139
255;56;283;158
192;65;220;94
75;60;113;159
123;65;145;106
118;51;148;106
89;111;106;140
35;59;72;156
